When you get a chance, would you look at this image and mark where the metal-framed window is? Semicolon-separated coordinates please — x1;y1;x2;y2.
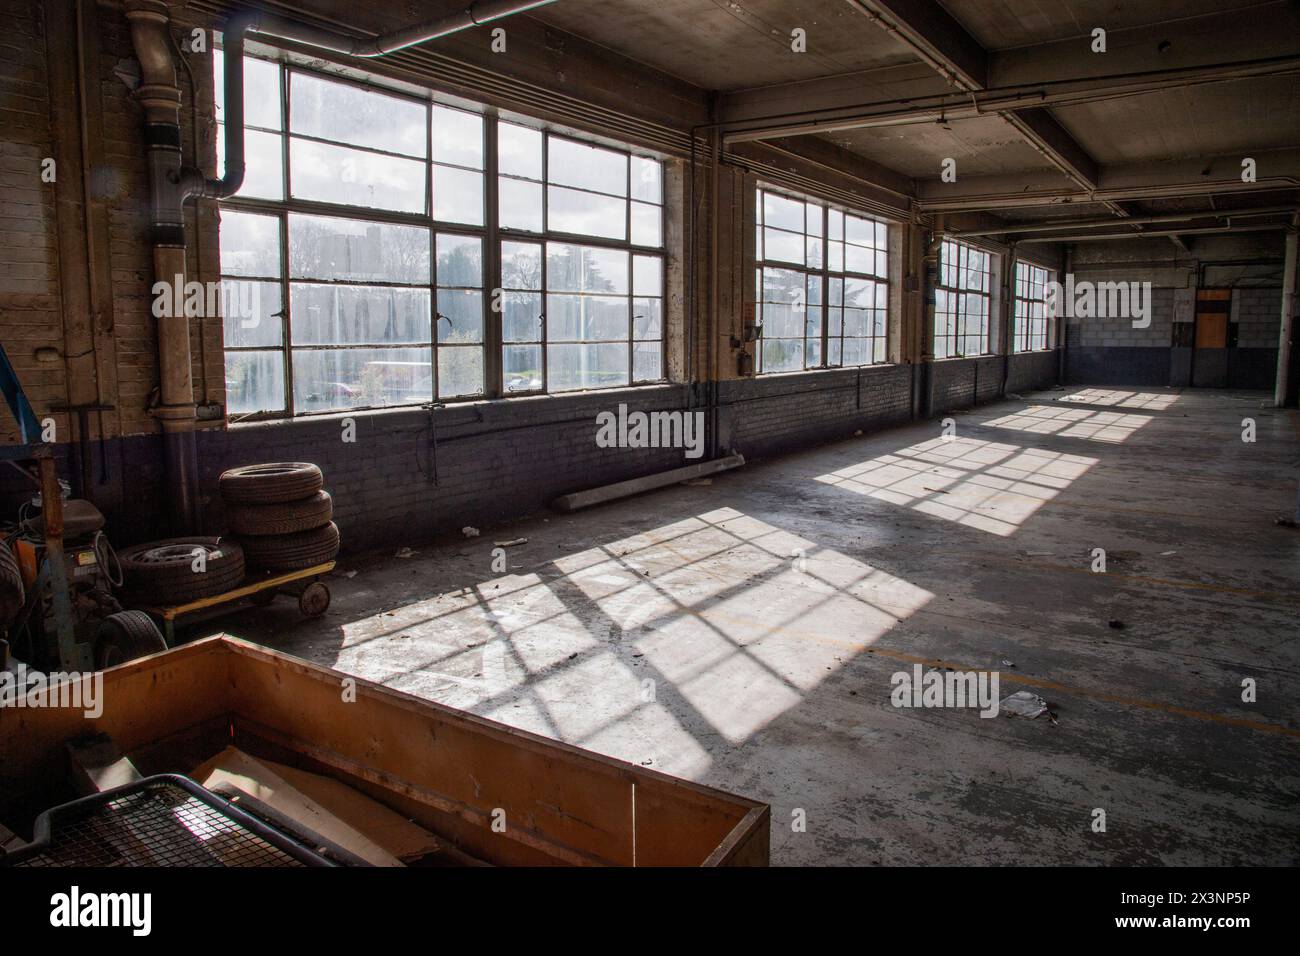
754;186;889;374
1013;261;1052;352
934;238;992;359
215;51;665;418
496;124;665;394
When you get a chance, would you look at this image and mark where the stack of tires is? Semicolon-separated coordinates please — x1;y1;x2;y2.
220;463;340;572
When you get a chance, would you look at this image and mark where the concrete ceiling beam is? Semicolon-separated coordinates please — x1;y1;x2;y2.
915;150;1300;211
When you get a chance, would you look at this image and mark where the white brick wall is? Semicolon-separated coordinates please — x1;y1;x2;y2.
1068;284;1174;347
1231;287;1282;348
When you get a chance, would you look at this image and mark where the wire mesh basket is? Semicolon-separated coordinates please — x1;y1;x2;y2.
2;774;334;867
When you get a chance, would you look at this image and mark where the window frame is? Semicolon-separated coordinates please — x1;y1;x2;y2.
753;184;891;375
216;50;667;420
933;237;993;360
495;122;667;396
1013;260;1053;352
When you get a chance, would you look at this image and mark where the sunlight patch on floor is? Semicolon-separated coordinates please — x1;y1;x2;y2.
814;437;1097;536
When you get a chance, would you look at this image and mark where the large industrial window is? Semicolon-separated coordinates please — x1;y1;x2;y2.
216;53;664;417
1013;261;1052;352
934;238;992;359
754;187;889;374
496;124;664;393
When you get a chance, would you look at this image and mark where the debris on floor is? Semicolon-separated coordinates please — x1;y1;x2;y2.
395;547;416;558
1000;691;1050;719
1108;619;1125;629
494;537;528;547
462;526;480;538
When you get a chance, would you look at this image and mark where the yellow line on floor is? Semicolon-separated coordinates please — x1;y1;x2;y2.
704;610;1299;739
855;644;1300;738
983;557;1300;604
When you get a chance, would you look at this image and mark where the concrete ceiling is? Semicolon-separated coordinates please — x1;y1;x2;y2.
831;115;1059;179
523;1;1296;232
1051;76;1300;165
938;0;1273;51
530;0;918;91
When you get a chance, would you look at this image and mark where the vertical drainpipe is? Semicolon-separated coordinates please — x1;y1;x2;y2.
1000;241;1016;396
125;0;199;531
708;105;722;460
1274;224;1298;408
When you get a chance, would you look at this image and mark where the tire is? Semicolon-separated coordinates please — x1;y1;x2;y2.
117;536;245;605
95;610;167;669
239;522;340;572
227;491;333;536
0;542;24;626
220;462;323;505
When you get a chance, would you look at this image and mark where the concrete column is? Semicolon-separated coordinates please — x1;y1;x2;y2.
918;228;941;418
1000;243;1016;394
1274;227;1298;407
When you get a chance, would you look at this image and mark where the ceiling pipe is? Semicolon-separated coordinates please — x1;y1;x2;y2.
917;176;1300;212
951;205;1300;238
201;0;559;200
720;55;1300;144
1019;222;1291;243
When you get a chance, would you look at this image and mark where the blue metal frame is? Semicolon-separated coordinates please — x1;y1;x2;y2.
0;343;41;444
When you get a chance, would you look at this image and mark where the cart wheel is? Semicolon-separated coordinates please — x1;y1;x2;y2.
299;581;330;618
95;611;167;670
249;588;277;607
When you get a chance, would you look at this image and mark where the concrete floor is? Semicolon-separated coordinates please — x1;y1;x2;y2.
194;386;1300;865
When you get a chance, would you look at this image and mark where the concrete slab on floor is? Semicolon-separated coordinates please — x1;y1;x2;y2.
193;386;1300;865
